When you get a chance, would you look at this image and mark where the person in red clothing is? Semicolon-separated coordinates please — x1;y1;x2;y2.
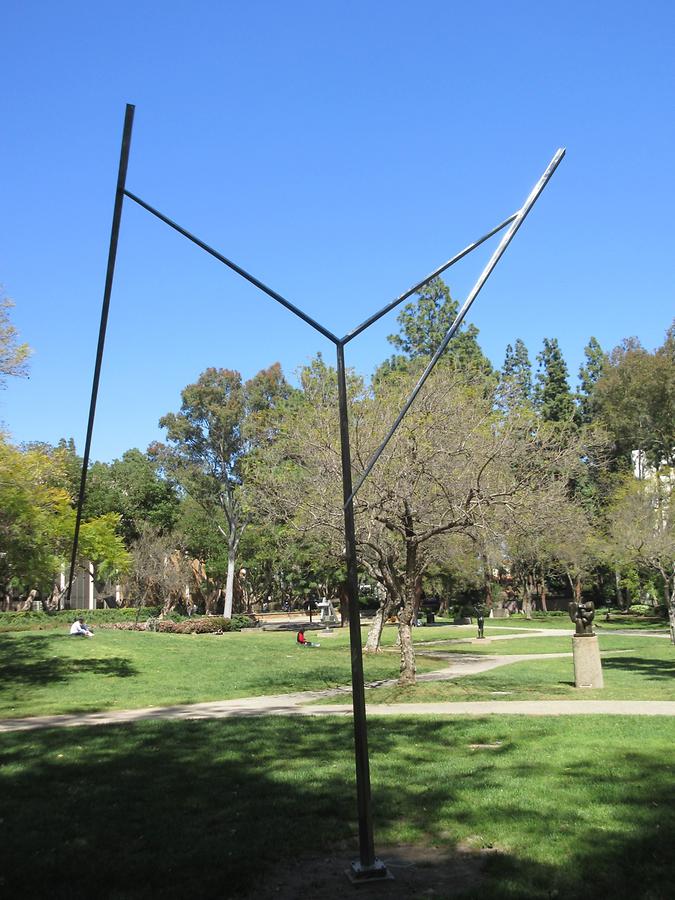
297;629;320;648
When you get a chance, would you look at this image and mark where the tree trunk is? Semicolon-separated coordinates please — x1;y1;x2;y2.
397;538;418;685
338;583;348;627
574;574;582;603
398;621;416;685
666;569;675;645
223;538;236;620
538;576;549;612
364;595;395;653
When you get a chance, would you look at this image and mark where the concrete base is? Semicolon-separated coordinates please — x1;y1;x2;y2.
572;635;604;689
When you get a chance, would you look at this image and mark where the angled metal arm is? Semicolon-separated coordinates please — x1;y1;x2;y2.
124;190;340;344
346;147;566;507
341;212;518;345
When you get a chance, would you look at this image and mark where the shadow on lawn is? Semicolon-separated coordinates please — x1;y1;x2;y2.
0;717;673;899
0;633;137;690
601;654;675;681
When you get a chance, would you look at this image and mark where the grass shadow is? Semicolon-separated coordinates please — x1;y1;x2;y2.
0;716;673;898
601;655;675;681
0;633;138;691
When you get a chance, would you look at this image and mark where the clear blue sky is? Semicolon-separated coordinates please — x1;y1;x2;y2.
2;1;673;462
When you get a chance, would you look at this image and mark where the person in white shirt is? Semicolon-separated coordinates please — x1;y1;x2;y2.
69;617;94;638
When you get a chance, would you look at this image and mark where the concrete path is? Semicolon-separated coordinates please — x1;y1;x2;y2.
3;692;674;733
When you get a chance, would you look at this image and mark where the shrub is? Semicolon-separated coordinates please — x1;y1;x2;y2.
0;607;162;632
628;604;651;616
106;614;258;635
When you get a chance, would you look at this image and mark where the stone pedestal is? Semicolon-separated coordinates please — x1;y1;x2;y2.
572;635;603;688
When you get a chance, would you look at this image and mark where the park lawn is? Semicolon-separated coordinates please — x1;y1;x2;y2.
0;627;440;719
423;633;670;655
363;635;675;703
0;715;673;899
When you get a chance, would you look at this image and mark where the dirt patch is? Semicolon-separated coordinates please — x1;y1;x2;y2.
239;844;491;899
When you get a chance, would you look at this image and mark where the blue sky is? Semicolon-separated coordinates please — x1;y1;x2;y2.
2;1;673;462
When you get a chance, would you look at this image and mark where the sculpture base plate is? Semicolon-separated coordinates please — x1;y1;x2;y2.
345;858;393;885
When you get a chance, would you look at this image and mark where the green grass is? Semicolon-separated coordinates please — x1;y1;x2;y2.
363;634;675;703
414;633;670;655
0;627;441;718
0;715;673;898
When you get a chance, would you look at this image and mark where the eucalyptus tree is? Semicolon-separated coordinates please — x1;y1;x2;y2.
151;363;291;619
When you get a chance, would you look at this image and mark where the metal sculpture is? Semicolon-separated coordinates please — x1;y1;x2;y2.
67;103;564;881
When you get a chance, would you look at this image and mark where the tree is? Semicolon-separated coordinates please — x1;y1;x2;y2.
83;449;180;545
604;476;675;640
152;363;291;619
0;435;129;600
383;277;492;375
498;338;533;411
576;336;607;425
534;338;575;423
594;323;675;471
126;525;193;615
249;358;591;684
0;291;31;387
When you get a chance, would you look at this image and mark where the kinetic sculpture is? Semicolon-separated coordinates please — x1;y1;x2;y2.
68;104;564;881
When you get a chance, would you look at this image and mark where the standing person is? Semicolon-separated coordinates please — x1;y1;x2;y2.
69;617;94;638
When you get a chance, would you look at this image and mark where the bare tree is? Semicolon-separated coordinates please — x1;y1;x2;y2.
250;360;595;684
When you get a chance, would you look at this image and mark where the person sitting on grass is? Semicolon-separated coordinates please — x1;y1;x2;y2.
69;616;94;638
296;628;320;648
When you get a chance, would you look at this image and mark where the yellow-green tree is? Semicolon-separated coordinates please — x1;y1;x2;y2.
0;436;129;599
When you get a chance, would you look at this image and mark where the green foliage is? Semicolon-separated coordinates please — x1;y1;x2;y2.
147;614;257;633
83;449;180;545
594;322;675;469
576;335;607;425
498;337;533;410
534;337;575;422
0;608;161;632
0;290;31;385
0;436;73;591
627;604;655;616
382;277;492;376
0;435;130;595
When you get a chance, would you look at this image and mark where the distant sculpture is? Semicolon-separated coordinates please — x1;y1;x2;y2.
473;603;487;639
569;599;595;636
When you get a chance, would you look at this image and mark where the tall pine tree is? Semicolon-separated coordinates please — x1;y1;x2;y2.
576;336;607;425
498;338;533;409
384;277;492;376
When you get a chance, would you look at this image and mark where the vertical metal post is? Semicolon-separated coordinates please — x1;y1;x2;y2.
66;103;135;605
335;343;389;882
